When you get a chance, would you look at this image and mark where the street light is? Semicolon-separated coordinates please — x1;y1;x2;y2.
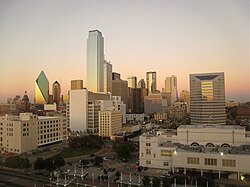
92;173;95;183
49;177;52;187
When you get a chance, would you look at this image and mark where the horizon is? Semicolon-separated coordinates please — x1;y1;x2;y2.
0;0;249;103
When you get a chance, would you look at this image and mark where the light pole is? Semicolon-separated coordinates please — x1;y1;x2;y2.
49;177;52;187
108;175;110;187
92;173;95;184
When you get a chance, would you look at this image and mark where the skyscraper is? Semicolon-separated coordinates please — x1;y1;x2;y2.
35;71;49;105
87;30;104;93
190;72;226;125
127;76;137;88
103;60;112;93
71;80;83;90
52;81;61;106
165;75;178;105
137;79;146;88
146;71;157;93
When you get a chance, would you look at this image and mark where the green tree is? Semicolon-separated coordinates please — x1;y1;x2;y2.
162;177;172;187
143;176;151;187
20;158;31;171
115;171;121;179
152;177;160;187
44;158;56;172
34;158;45;172
53;156;65;169
115;143;133;159
5;156;21;168
94;156;103;165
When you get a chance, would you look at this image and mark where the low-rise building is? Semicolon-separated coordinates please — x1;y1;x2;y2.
139;125;250;179
99;110;122;138
0;113;67;154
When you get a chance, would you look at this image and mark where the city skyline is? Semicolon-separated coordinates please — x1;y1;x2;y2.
0;0;249;102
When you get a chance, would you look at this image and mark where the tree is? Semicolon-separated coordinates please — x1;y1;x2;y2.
80;159;89;166
143;176;151;187
5;156;21;168
20;158;31;171
115;171;121;179
162;177;172;187
115;143;133;159
53;156;65;169
34;158;45;172
94;156;103;165
152;177;160;187
44;158;56;172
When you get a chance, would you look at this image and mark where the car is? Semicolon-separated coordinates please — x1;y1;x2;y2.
143;167;149;170
90;154;95;157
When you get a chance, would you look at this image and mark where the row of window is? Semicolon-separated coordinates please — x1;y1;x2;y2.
38;120;59;125
38;124;59;129
187;157;236;167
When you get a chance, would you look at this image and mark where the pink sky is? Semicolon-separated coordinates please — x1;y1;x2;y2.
0;0;249;103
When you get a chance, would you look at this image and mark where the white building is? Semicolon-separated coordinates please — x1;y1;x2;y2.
0;113;67;154
69;89;88;132
139;125;250;179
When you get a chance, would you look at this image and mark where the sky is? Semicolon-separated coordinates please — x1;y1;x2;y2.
0;0;249;103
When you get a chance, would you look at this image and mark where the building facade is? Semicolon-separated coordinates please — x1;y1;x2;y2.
87;30;104;93
35;71;49;105
146;71;157;93
52;81;61;106
139;125;250;178
0;113;67;154
127;76;137;89
190;72;226;125
71;80;83;90
165;75;178;106
103;60;112;93
99;110;122;138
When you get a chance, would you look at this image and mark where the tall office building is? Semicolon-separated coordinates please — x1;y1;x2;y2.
190;72;226;125
146;71;157;93
165;75;178;105
71;80;83;90
137;79;146;88
112;72;121;80
112;79;128;111
127;76;137;88
35;71;49;105
52;81;61;106
104;60;112;93
87;30;104;92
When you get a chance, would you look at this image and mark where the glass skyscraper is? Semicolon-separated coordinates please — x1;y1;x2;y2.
190;72;226;125
165;75;178;105
146;71;157;93
35;71;49;104
87;30;104;93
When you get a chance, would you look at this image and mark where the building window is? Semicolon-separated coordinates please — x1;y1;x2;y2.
146;149;151;155
163;162;169;166
161;150;172;156
187;157;200;165
146;143;151;146
141;153;143;157
222;159;236;167
204;158;217;166
146;160;151;165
